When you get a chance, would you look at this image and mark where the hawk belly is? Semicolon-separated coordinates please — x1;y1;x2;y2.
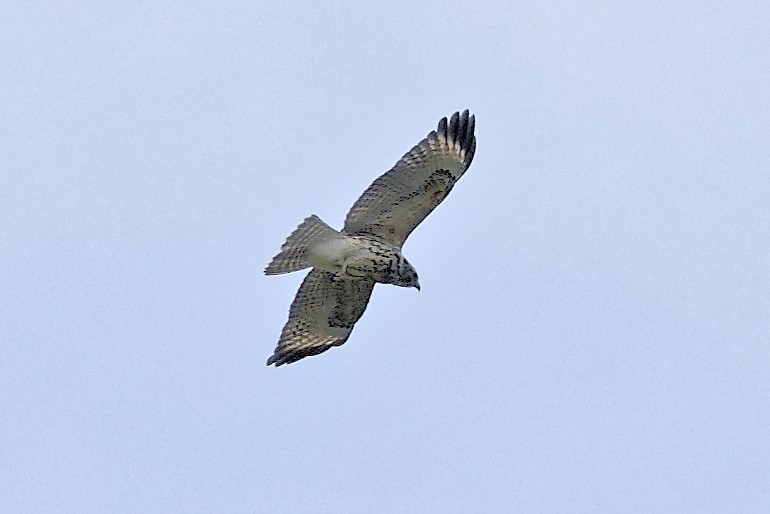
308;236;400;283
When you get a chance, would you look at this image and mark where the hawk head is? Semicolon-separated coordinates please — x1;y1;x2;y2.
394;258;420;291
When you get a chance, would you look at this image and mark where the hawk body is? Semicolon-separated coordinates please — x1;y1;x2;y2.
265;110;476;366
265;215;417;286
333;235;412;284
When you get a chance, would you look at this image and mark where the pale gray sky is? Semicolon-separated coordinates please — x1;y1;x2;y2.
2;1;769;512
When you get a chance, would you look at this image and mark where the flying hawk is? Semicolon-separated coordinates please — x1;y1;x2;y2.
264;110;476;366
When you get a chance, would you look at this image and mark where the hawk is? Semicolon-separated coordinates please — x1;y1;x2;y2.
264;110;476;366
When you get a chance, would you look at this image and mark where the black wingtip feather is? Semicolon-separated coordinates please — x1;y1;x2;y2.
457;110;469;148
437;116;448;140
465;135;476;167
440;109;476;166
465;113;476;166
448;112;459;143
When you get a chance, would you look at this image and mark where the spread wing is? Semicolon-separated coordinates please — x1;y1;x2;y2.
266;269;376;366
343;110;476;246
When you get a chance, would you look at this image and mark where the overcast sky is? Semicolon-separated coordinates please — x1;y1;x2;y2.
2;1;769;512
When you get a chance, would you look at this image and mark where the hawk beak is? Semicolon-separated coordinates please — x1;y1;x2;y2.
415;283;421;291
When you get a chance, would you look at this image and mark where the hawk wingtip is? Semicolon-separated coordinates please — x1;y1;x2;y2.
442;109;476;163
266;353;288;366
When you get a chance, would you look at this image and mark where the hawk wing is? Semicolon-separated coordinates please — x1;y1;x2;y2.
266;269;376;366
343;110;476;246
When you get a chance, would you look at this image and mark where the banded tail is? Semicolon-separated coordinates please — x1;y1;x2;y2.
264;215;340;275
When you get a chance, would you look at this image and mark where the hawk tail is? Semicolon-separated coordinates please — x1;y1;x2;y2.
264;215;339;275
